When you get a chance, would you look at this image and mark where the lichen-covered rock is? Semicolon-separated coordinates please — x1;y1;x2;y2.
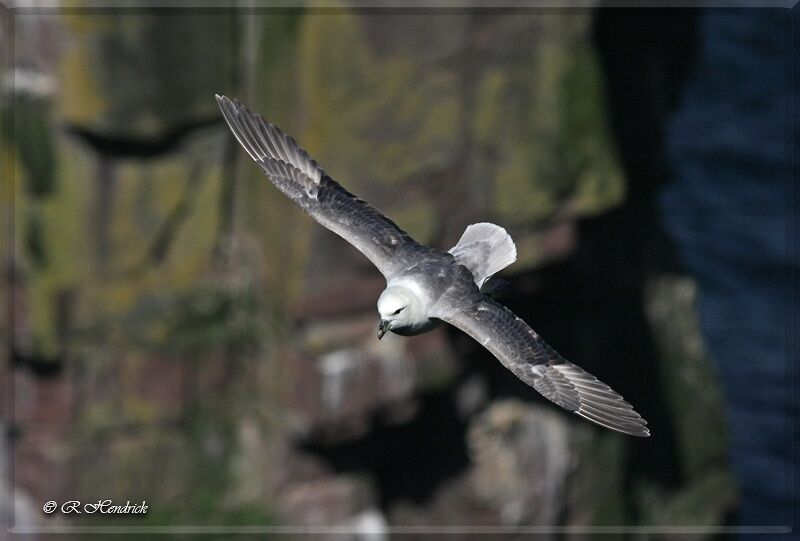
636;275;736;525
9;8;733;534
285;321;456;442
278;475;378;528
58;12;237;138
468;400;572;526
297;11;624;271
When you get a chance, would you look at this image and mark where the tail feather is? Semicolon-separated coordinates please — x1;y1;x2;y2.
449;223;517;287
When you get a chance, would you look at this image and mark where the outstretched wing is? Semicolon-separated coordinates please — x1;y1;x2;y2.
439;296;649;437
216;95;416;277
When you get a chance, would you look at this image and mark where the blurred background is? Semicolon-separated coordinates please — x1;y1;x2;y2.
2;5;796;538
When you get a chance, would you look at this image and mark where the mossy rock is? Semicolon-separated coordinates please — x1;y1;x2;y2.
59;12;237;138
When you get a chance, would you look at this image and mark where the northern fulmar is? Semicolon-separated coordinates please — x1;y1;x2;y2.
216;95;649;437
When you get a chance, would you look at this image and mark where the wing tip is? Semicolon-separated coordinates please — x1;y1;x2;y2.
574;410;651;438
215;93;233;109
214;95;326;189
215;94;245;116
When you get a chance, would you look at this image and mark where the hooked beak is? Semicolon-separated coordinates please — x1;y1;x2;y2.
378;319;390;340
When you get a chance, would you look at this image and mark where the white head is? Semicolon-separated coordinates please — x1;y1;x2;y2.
376;284;425;339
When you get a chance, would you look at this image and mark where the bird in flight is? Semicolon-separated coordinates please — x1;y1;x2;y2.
216;95;649;437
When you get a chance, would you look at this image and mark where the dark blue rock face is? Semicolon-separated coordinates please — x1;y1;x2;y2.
660;9;798;532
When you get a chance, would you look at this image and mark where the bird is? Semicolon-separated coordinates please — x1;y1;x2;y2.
215;94;650;437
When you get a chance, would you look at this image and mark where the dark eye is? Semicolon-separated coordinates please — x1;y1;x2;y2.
393;307;403;315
